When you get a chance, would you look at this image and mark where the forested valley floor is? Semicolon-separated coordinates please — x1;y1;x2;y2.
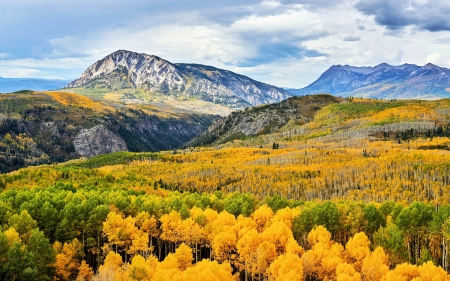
3;97;450;280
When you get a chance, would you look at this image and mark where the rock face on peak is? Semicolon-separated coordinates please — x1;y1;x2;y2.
290;63;450;99
67;50;291;110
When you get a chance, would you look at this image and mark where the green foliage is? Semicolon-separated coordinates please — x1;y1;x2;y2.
224;192;257;217
362;203;386;235
265;194;290;212
293;201;340;240
373;221;408;266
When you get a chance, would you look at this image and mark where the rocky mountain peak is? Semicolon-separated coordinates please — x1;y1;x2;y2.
66;50;292;110
67;50;183;88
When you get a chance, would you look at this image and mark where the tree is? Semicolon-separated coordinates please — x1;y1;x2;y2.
224;193;256;218
344;232;370;272
8;210;38;242
53;238;84;281
373;217;408;266
76;261;94;281
336;263;361;281
362;203;385;238
268;253;304;281
27;229;56;280
395;201;433;264
361;247;389;281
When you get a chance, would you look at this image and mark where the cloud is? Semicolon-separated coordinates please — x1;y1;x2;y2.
426;52;442;64
343;35;361;41
355;0;450;32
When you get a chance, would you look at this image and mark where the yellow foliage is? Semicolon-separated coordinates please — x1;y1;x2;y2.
76;260;94;281
336;263;361;281
268;253;304;281
4;228;21;247
251;205;274;232
43;91;113;112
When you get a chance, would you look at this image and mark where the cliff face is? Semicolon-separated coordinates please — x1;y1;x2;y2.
67;50;292;110
74;125;127;158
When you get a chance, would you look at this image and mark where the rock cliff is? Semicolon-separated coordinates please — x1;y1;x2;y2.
74;125;128;158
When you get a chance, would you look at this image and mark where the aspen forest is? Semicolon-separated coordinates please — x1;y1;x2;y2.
4;95;450;280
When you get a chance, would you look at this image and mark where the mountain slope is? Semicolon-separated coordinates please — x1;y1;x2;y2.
0;91;218;173
290;63;450;99
188;94;343;146
0;77;71;93
66;50;292;111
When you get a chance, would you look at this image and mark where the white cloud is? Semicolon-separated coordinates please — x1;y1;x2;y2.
426;52;442;64
2;0;450;87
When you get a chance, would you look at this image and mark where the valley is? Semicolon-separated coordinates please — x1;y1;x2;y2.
3;52;450;280
1;89;450;279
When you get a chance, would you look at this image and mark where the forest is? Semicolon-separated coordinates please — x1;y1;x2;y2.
2;95;450;280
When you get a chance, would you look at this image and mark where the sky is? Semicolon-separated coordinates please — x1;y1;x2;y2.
1;0;450;88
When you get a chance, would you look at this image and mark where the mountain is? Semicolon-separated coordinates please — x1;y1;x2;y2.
66;50;291;112
188;94;343;146
0;90;218;173
290;63;450;99
0;77;71;93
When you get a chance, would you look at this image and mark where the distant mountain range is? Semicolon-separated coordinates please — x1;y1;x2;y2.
0;77;71;93
290;63;450;99
66;50;291;111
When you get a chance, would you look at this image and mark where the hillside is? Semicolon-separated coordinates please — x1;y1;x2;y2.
0;90;218;172
188;94;343;146
65;50;291;114
290;63;450;99
2;96;450;279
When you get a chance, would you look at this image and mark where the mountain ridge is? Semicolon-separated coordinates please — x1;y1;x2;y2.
0;77;71;93
290;62;450;99
66;50;292;110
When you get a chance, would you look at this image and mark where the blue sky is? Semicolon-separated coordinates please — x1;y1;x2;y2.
1;0;450;88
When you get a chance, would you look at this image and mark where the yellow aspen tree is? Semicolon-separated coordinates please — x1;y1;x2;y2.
361;247;389;281
53;239;84;281
237;229;261;279
261;221;293;255
4;228;21;247
76;260;94;281
95;251;126;281
268;253;304;281
382;263;420;281
336;263;361;281
255;240;278;278
251;205;274;232
417;261;448;281
212;228;237;263
127;255;155;281
174;243;193;271
174;260;237;281
302;226;344;281
344;232;371;272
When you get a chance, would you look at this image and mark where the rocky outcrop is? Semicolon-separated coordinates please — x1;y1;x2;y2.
74;125;128;158
188;94;342;146
66;50;291;110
